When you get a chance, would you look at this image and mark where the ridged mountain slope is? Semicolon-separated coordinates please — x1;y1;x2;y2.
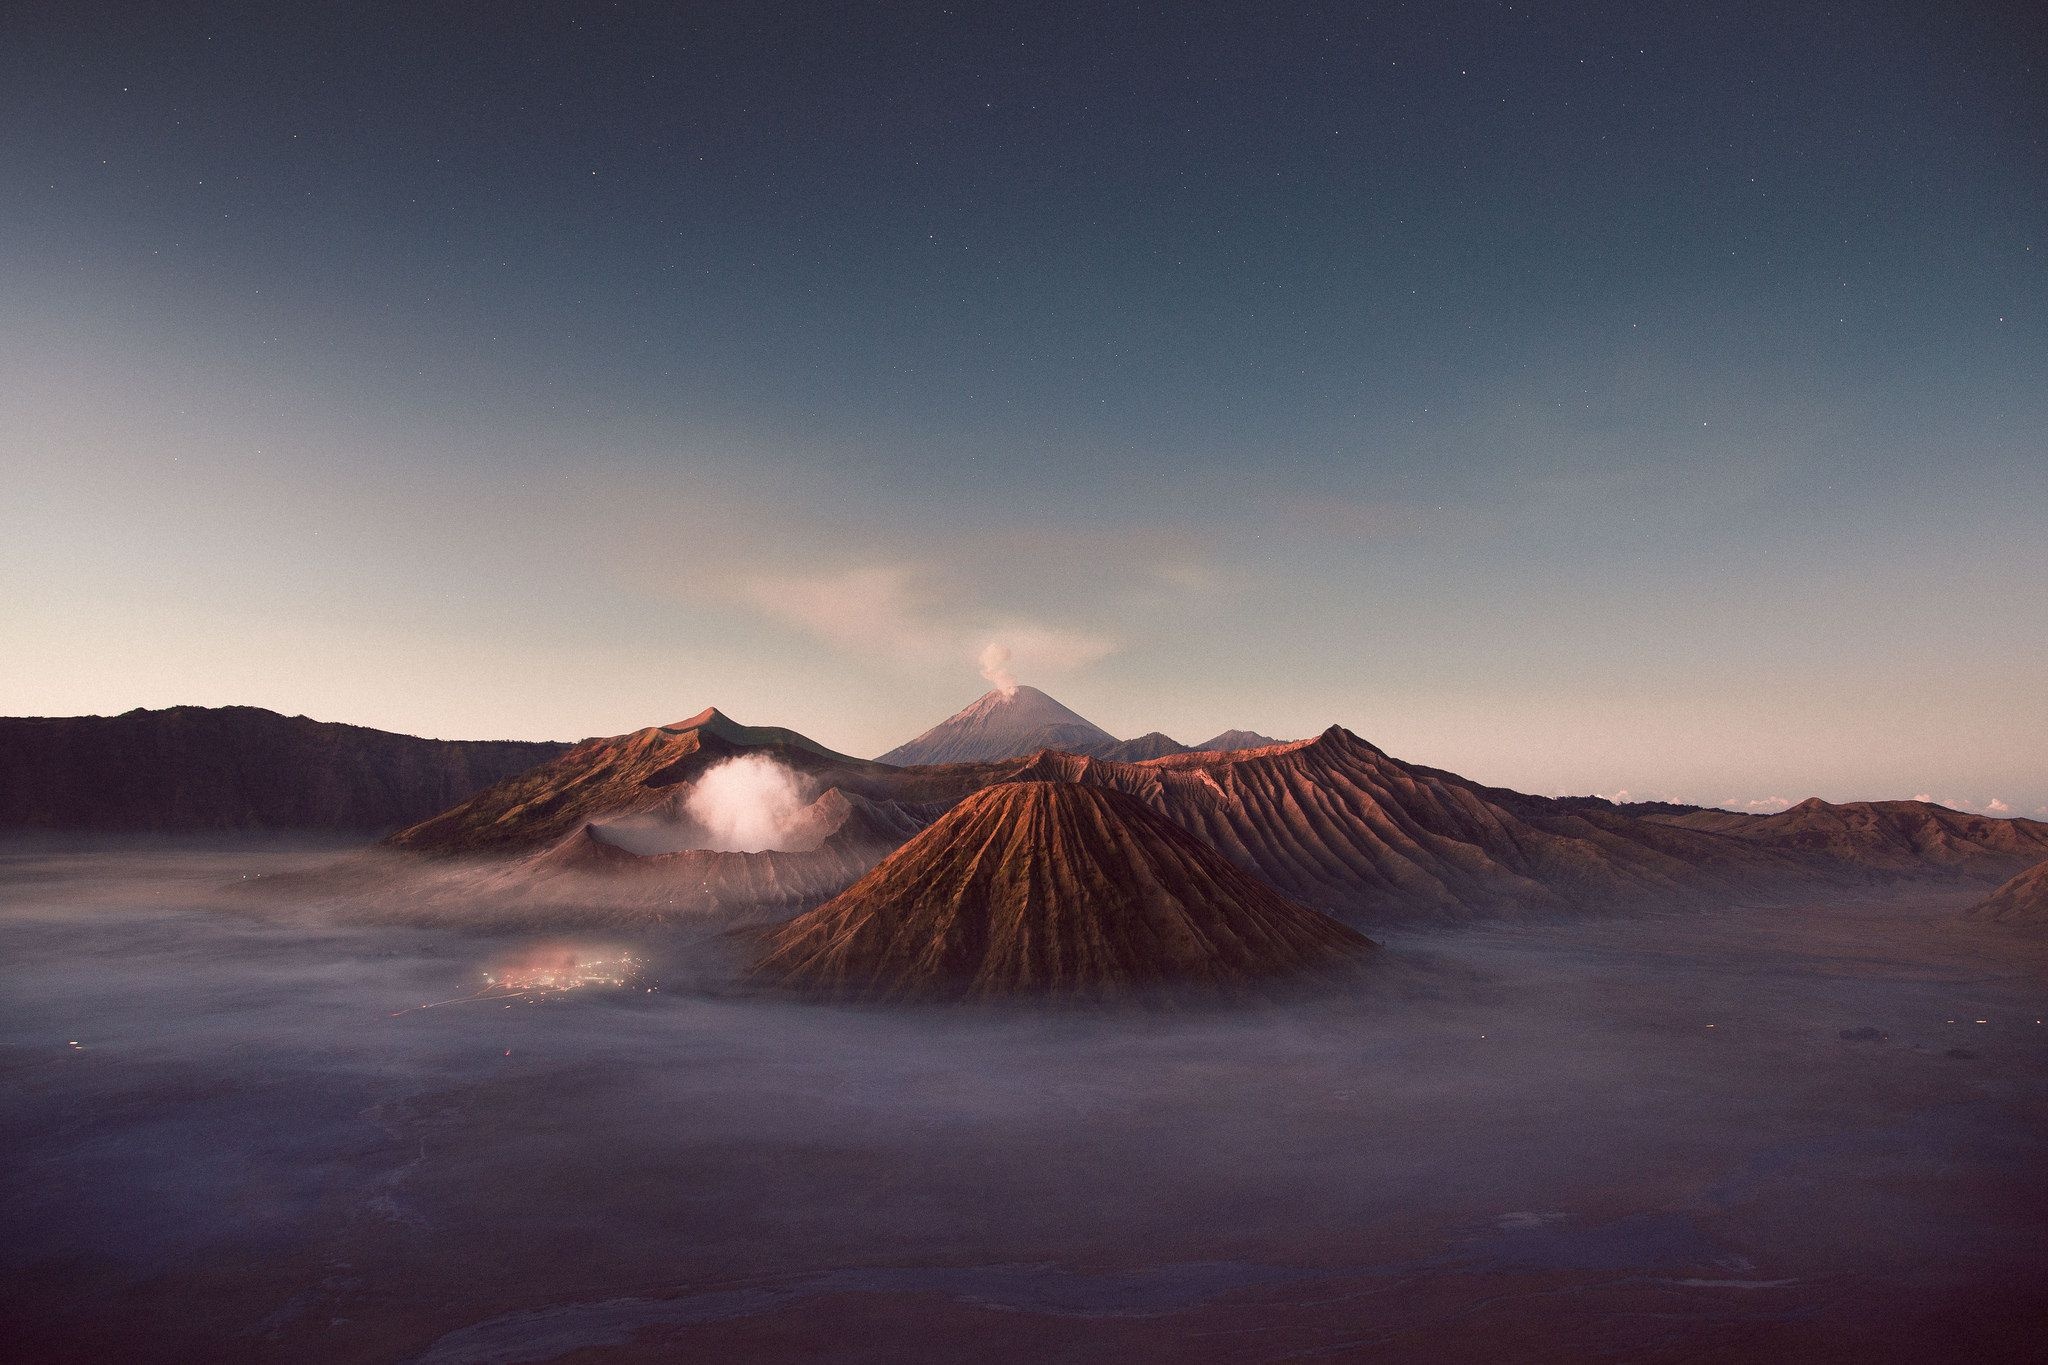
752;781;1373;1002
940;730;1773;920
1971;858;2048;924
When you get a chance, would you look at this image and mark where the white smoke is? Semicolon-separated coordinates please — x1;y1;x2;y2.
683;755;814;852
978;642;1018;696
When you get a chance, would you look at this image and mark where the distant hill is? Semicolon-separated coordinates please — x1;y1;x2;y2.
876;686;1121;765
1547;795;1706;819
0;706;569;834
751;780;1373;1002
1648;797;2048;880
1097;731;1190;762
1192;729;1285;752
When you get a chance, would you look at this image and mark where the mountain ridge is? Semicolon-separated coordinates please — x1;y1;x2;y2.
0;706;569;834
1647;798;2048;877
375;698;2048;926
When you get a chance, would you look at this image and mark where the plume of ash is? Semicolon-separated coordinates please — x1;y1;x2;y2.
684;755;814;852
978;642;1018;696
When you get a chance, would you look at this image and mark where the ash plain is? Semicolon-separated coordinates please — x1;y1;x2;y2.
3;840;2045;1363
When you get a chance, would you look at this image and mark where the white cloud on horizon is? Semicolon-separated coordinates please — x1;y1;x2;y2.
1590;788;1691;806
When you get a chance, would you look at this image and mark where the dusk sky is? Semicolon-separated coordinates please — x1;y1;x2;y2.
4;3;2043;813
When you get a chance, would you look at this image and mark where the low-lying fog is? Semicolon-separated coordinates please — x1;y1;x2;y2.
4;841;2045;1364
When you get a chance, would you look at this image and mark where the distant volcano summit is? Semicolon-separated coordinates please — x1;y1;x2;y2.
875;685;1284;766
751;780;1374;1002
876;686;1121;765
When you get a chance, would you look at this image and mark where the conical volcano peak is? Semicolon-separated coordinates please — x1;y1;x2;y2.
751;780;1374;1003
1310;723;1382;752
877;686;1120;766
943;685;1107;732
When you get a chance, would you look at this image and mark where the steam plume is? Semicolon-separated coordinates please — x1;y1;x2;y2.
683;755;813;852
978;642;1018;696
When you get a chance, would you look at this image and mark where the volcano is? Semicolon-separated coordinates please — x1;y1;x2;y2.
387;707;873;855
934;730;1784;920
377;695;2048;930
751;780;1373;1002
875;686;1120;765
874;688;1292;768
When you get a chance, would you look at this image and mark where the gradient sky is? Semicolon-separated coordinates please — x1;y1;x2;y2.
3;2;2043;814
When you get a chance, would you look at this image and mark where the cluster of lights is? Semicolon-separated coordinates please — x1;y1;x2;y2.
483;952;646;994
390;949;653;1016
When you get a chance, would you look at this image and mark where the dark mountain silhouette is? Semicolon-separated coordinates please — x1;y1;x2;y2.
751;780;1373;1002
0;706;567;834
1971;858;2048;925
388;707;871;856
876;686;1121;765
1545;795;1706;819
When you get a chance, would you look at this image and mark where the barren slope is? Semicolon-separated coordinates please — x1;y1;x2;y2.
853;729;1797;921
752;781;1373;1002
1971;858;2048;925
